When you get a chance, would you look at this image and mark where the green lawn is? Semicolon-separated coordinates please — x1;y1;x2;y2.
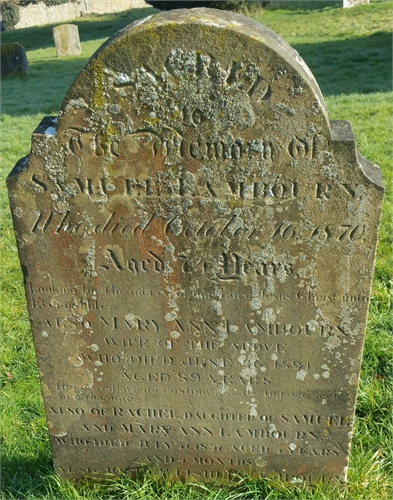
1;1;392;498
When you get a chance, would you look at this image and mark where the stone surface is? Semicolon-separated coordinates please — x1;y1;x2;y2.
53;24;82;57
1;43;29;76
8;8;384;485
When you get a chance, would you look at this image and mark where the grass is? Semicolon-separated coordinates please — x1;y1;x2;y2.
1;1;392;498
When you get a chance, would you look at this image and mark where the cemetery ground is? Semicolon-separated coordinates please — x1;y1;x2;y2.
0;1;392;498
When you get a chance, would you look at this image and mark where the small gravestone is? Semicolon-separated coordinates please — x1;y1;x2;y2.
343;0;369;7
53;24;81;57
8;9;383;485
1;43;29;76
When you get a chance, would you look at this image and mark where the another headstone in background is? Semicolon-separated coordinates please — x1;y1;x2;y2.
1;43;29;76
53;24;81;57
267;0;369;9
8;8;384;486
343;0;369;7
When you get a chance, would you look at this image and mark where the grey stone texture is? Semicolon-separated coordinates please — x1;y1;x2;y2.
8;8;384;485
1;43;29;76
53;24;82;57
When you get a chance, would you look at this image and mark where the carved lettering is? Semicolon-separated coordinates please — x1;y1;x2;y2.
7;13;383;484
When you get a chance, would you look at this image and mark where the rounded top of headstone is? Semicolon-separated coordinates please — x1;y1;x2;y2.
57;8;331;178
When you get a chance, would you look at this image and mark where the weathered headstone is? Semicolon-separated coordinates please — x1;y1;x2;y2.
8;8;384;485
1;43;29;77
53;24;81;57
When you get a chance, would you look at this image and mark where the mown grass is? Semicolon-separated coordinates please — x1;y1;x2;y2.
1;1;392;498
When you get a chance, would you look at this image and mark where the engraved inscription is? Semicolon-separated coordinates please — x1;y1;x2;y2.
7;8;383;484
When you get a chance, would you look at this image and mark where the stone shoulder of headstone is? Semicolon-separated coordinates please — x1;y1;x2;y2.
1;43;29;76
8;8;384;486
53;23;82;57
330;120;383;186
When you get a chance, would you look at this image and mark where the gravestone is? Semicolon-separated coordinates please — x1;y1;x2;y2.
343;0;369;7
1;43;29;77
8;8;384;485
53;24;81;57
267;1;369;9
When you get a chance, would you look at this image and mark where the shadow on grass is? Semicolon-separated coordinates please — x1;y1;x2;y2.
1;57;87;116
1;453;54;499
266;0;342;11
293;31;392;96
